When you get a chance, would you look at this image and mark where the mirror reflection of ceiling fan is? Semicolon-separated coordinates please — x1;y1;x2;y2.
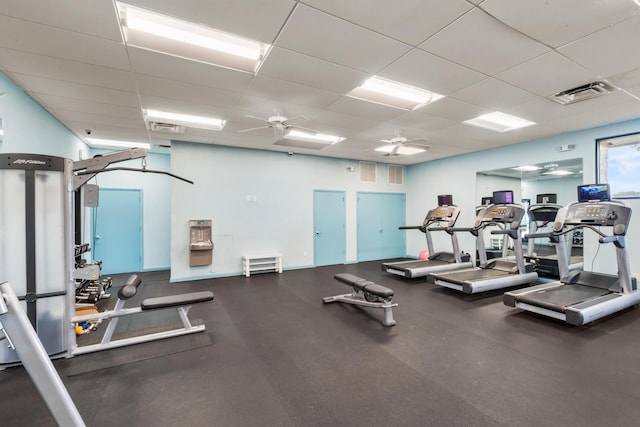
237;110;315;138
377;131;430;156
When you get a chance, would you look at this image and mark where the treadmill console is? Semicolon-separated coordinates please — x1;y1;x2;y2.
423;206;460;228
479;204;524;224
564;201;631;229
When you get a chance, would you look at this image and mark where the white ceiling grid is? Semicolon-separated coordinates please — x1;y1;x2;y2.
0;0;638;164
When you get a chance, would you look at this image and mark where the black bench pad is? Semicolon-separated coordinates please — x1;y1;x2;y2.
363;284;394;299
141;291;214;310
334;273;393;298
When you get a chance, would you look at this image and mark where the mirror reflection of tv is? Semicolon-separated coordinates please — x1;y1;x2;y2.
492;190;514;204
438;194;453;206
578;184;610;202
481;197;493;205
536;193;557;204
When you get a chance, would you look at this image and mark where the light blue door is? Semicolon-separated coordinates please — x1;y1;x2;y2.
92;188;142;274
314;190;346;266
357;192;406;261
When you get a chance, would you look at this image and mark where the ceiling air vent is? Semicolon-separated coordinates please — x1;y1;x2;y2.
549;81;617;105
146;121;186;134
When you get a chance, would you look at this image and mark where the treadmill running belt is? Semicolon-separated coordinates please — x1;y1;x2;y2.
434;268;509;286
386;259;449;271
516;285;611;313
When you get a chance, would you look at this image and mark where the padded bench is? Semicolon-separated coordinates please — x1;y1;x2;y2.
323;273;397;326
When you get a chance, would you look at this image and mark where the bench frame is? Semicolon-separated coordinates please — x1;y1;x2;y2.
71;275;213;356
323;274;397;327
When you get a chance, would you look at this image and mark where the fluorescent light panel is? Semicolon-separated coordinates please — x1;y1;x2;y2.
511;165;541;171
86;138;151;150
284;129;345;145
347;77;444;111
543;170;573;176
464;111;536;133
375;145;426;155
117;2;268;72
143;109;225;131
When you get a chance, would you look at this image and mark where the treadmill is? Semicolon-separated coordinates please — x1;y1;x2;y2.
430;190;538;294
504;184;639;325
524;193;583;278
382;194;472;279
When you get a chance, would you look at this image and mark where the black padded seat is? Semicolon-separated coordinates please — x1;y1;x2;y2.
141;291;214;310
334;273;368;286
363;284;394;299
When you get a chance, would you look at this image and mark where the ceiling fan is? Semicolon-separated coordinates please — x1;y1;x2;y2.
238;110;313;136
378;132;430;156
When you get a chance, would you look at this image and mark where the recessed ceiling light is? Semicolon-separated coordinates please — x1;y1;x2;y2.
117;2;269;72
511;165;541;171
543;170;573;176
86;138;151;150
143;109;226;131
283;129;345;145
464;111;536;133
375;145;426;155
347;76;444;111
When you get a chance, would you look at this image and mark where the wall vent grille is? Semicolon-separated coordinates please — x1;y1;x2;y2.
388;164;403;184
360;161;376;183
146;121;186;134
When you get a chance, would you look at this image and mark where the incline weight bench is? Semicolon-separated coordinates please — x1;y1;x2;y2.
322;273;397;327
72;275;214;355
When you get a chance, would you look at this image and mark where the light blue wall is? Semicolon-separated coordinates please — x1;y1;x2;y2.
0;73;87;159
170;141;406;281
406;118;640;276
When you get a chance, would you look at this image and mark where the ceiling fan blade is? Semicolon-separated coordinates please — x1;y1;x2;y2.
238;125;271;133
283;115;309;126
406;143;431;150
244;114;271;123
380;139;393;143
404;137;429;143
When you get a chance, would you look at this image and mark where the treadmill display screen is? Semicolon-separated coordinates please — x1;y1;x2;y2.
536;193;557;204
493;190;514;204
438;194;453;206
577;184;610;202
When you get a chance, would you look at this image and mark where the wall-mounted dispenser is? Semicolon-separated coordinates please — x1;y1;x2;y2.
189;220;213;267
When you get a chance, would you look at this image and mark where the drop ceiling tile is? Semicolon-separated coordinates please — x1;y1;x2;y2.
378;48;486;95
419;97;486;122
135;74;242;108
258;47;368;93
508;98;580;125
0;0;122;41
418;8;549;75
495;51;598;97
276;4;411;73
303;0;473;45
0;16;129;70
54;108;144;129
327;96;407;122
63;121;150;140
34;93;142;119
388;112;457;133
127;47;253;92
608;67;640;89
127;0;296;43
450;77;538;110
0;49;137;91
306;110;380;133
231;95;321;124
246;75;342;110
480;0;640;48
558;14;640;78
9;73;139;107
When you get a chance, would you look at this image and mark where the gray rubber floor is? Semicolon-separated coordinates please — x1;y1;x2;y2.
2;262;640;426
